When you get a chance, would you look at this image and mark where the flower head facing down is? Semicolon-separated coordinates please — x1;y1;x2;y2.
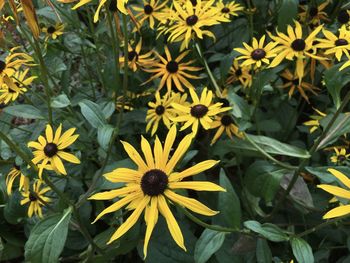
28;124;80;178
89;126;224;258
6;165;29;195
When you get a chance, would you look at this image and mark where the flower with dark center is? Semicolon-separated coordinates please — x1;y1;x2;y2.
44;143;58;157
191;104;208;118
338;155;347;162
292;79;300;86
218;98;230;108
291;39;306;51
141;169;168;196
47;26;56;34
144;4;153;14
309;7;318;17
221;7;230;13
128;50;139;61
29;192;38;202
155;105;165;115
251;48;266;60
0;60;6;73
335;39;348;46
235;68;242;77
186;15;198;26
338;10;349;24
221;115;233;126
166;60;179;73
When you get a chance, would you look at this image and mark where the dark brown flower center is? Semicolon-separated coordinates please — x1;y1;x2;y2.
141;169;168;196
191;104;208;118
186;15;198;26
47;26;56;34
218;98;230;107
0;60;6;73
251;48;266;60
292;79;299;85
29;192;37;202
190;0;197;6
338;10;349;24
338;155;346;162
166;60;179;73
44;143;58;157
309;7;318;17
291;39;306;51
335;38;348;46
128;50;138;61
221;115;233;126
144;4;153;14
221;7;230;13
155;105;165;115
235;68;242;77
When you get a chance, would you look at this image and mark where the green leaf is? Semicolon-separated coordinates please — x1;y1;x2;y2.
51;94;71;108
3;105;44;119
79;99;107;128
4;191;26;224
245;161;288;202
243;221;289;242
290;237;314;263
256;238;272;263
97;125;114;150
306;166;350;184
194;229;226;263
25;207;73;263
278;0;298;31
228;90;252;119
217;169;241;228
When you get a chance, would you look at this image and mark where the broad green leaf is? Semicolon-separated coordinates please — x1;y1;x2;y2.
243;221;289;242
306;166;350;184
228;89;252;119
51;94;71;108
4;191;26;224
25;208;72;263
245;161;288;202
278;0;298;31
194;229;226;263
290;237;314;263
256;238;272;263
79;99;107;128
220;53;235;80
3;105;44;119
97;125;114;150
218;169;241;228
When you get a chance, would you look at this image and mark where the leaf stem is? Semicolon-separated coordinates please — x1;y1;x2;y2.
296;216;347;238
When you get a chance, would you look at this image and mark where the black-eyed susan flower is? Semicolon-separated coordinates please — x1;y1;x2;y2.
28;124;80;178
21;180;51;218
215;0;244;19
318;169;350;219
210;114;243;145
269;21;324;83
143;46;201;92
119;39;155;72
226;59;252;88
330;147;350;164
131;0;167;29
146;91;188;136
299;1;330;25
234;35;279;69
303;108;326;133
337;9;350;25
165;0;228;50
6;165;29;195
316;26;350;61
89;125;224;257
171;87;231;135
42;23;64;40
280;68;318;102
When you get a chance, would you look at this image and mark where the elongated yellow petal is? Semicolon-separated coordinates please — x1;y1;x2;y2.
328;169;350;189
45;124;54;143
121;141;149;172
57;151;80;164
317;185;350;199
143;197;158;258
162;126;176;168
141;136;155;169
323;204;350;219
89;185;140;200
169;160;220;181
165;134;192;174
104;168;142;183
169;181;226;192
20;0;40;39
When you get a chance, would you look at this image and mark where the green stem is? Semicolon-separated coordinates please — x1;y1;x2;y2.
296;216;346;238
195;42;222;97
245;0;254;38
267;89;350;219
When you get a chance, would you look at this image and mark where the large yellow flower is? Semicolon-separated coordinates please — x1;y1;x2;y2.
318;169;350;219
28;124;80;178
89;126;224;257
171;87;231;135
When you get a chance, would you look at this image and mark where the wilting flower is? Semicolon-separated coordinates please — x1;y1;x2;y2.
210;114;243;145
146;91;187;136
6;165;29;195
28;124;80;178
215;0;244;19
303;108;326;133
42;23;64;40
226;59;252;88
143;46;201;92
20;0;40;38
318;169;350;219
269;21;324;83
89;126;224;257
131;0;167;29
330;147;350;164
119;39;155;72
234;35;279;69
21;180;51;218
171;87;231;135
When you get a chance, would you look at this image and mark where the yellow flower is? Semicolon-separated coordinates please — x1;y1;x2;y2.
330;147;350;164
318;169;350;219
143;46;202;92
210;114;243;145
131;0;168;29
171;87;231;135
119;39;155;72
21;180;51;218
226;59;252;88
303;108;326;133
42;23;65;40
28;124;80;178
215;0;244;19
234;35;279;69
269;21;324;83
146;91;188;136
89;126;224;257
299;1;330;25
6;165;29;195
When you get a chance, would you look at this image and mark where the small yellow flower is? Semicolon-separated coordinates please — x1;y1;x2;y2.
42;23;64;40
303;108;326;133
131;0;168;29
215;0;244;19
226;59;252;88
299;1;330;25
330;147;350;164
210;114;243;145
6;165;29;195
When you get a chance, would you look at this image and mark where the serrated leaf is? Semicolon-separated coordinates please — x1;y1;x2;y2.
194;229;226;263
79;99;107;128
3;105;44;119
290;237;314;263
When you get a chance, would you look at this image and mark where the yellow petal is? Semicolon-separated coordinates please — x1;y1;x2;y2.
165;134;192;174
45;124;54;143
168;181;226;192
121;141;149;172
89;185;140;200
317;185;350;199
169;160;220;181
57;151;80;164
104;168;142;183
143;197;158;258
327;168;350;189
141;136;155;169
323;205;350;219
